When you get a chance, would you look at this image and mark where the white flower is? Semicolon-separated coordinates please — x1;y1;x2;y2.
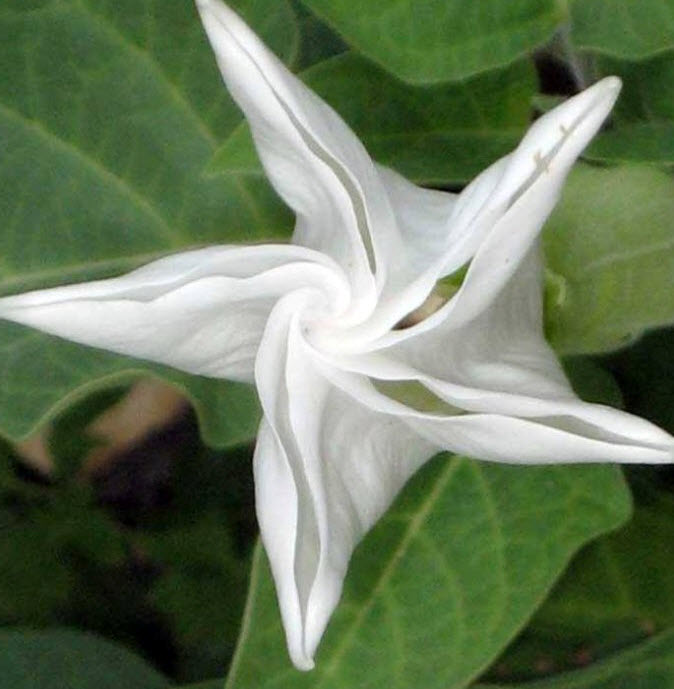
1;0;672;670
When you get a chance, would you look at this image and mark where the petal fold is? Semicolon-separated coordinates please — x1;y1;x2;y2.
441;76;622;329
317;247;674;463
196;0;403;314
0;245;344;381
253;296;436;669
317;364;674;466
1;7;668;673
196;0;471;335
356;77;622;355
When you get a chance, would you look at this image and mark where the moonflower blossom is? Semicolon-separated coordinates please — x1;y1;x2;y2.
0;0;673;671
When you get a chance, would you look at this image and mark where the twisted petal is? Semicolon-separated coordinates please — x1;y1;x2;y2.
195;0;465;334
254;296;435;669
440;75;623;328
319;364;674;465
319;246;674;461
196;0;399;315
355;76;623;355
0;245;346;381
0;0;668;674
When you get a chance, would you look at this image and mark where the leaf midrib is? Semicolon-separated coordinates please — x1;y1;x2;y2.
0;102;179;245
576;237;674;277
76;0;220;148
315;456;464;686
0;249;172;295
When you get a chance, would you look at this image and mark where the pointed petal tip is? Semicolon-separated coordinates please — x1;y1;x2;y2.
194;0;210;15
599;75;622;93
292;654;316;672
195;0;235;25
591;75;622;107
562;75;621;128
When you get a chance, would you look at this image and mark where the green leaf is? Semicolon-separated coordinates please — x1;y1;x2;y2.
606;54;674;123
476;628;674;689
570;0;674;60
0;331;262;448
291;1;348;70
225;455;629;689
0;0;296;446
543;164;674;355
561;356;623;408
144;513;250;681
537;486;674;648
298;0;564;83
587;122;674;166
0;628;168;689
208;54;536;185
0;470;126;624
485;333;674;682
486;482;674;681
585;54;674;166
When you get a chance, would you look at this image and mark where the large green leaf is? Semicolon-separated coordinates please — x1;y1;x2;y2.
298;0;563;83
476;628;674;689
485;333;674;683
485;483;674;681
586;122;674;166
225;455;629;689
208;54;536;185
0;326;263;448
570;0;674;59
543;164;674;355
603;53;674;123
586;54;674;166
0;0;297;446
0;629;168;689
291;1;348;70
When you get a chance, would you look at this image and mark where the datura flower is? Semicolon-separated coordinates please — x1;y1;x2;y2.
0;0;672;671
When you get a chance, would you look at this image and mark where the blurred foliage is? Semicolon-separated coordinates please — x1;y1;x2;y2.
225;460;629;689
476;628;674;689
543;165;674;354
569;0;674;60
0;629;168;689
0;399;257;682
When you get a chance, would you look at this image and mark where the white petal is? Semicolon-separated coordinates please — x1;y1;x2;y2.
0;245;345;381
253;418;309;669
442;76;622;329
196;0;408;314
317;365;674;464
253;296;436;668
305;166;459;350
253;290;321;669
347;158;511;342
292;385;436;659
361;77;622;355
409;414;674;465
386;246;573;400
317;247;674;458
375;165;457;276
